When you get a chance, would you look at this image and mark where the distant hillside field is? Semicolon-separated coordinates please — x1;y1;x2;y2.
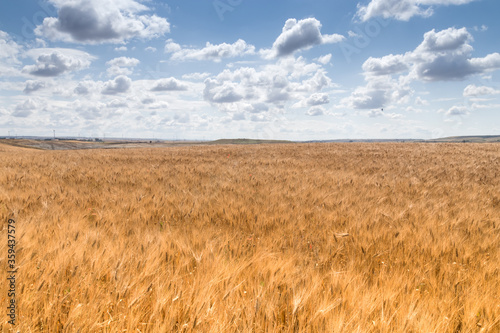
0;142;498;332
429;135;500;143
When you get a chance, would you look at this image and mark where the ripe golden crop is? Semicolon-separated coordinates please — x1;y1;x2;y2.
0;142;498;332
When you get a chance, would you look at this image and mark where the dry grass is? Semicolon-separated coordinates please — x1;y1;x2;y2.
0;142;499;332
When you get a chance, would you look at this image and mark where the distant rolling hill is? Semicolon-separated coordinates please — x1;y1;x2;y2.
208;138;293;145
428;135;500;143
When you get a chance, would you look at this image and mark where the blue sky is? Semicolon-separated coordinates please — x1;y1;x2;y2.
1;0;499;140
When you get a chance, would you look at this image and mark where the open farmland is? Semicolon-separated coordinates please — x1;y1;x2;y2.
0;142;499;332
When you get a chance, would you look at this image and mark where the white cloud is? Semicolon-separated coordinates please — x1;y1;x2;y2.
232;112;246;121
105;57;140;77
145;46;157;52
107;66;133;77
306;93;330;106
346;27;500;110
146;101;169;110
0;31;22;63
143;66;270;129
410;28;500;81
264;18;344;58
114;46;127;52
13;99;38;117
357;0;477;22
415;96;429;106
362;54;408;75
406;106;426;113
204;79;244;103
106;57;140;67
314;54;332;65
347;87;390;109
445;105;468;116
368;109;385;117
342;75;412;109
250;114;270;122
74;80;97;95
200;56;334;124
164;39;181;53
471;102;500;110
102;75;132;95
166;39;255;62
473;25;488;32
385;112;403;119
72;100;107;120
151;77;188;91
182;72;211;81
23;48;94;77
348;30;361;38
0;32;23;76
416;27;472;52
24;80;47;94
463;84;500;96
292;69;332;92
35;0;170;44
107;99;128;108
306;106;325;116
245;103;269;113
173;113;190;123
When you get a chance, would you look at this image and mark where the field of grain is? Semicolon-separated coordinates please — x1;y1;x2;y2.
0;142;499;332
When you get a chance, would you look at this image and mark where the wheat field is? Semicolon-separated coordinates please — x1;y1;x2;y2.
0;142;499;332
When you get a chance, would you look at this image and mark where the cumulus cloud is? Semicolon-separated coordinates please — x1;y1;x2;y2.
151;78;188;91
13;99;38;117
347;86;390;109
347;27;500;110
292;69;332;92
182;72;211;81
0;31;22;63
146;101;169;110
246;103;269;113
204;79;244;103
463;84;500;97
24;80;47;94
445;105;468;116
411;28;500;81
35;0;170;44
74;80;96;95
416;27;471;52
23;48;93;77
362;54;408;76
264;18;344;58
102;75;132;95
314;54;332;65
306;106;325;116
107;66;133;77
165;39;255;62
368;109;385;117
107;99;128;108
415;96;429;105
342;75;412;110
72;100;106;119
106;56;140;77
202;56;333;121
0;32;22;77
306;93;330;106
357;0;477;22
106;57;140;67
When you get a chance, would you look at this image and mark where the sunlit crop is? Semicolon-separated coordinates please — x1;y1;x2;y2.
1;142;499;332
